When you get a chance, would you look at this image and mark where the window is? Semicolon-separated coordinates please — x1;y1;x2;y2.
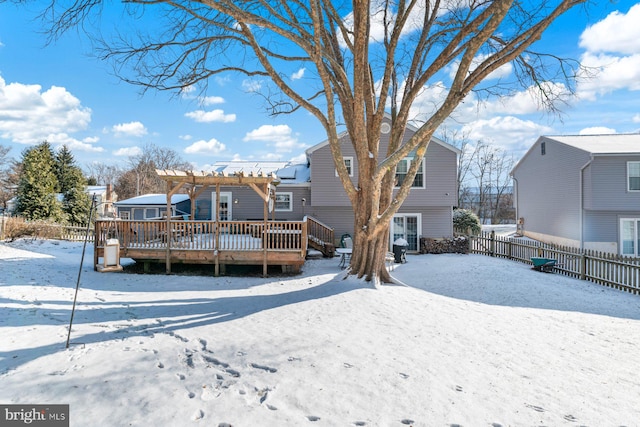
628;161;640;191
275;192;293;211
541;141;546;155
620;218;640;256
395;157;425;188
145;208;159;218
118;211;130;220
336;157;354;177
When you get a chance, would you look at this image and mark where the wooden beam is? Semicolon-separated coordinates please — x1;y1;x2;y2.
248;183;269;202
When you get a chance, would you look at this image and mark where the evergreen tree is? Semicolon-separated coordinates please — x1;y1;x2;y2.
64;184;92;225
55;145;91;224
16;142;65;221
55;145;78;193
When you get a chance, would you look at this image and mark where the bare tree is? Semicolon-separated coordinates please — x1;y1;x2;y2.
116;143;192;200
34;0;586;283
0;145;17;210
85;162;123;187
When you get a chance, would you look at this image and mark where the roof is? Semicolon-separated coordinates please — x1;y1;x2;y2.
304;114;461;157
210;161;310;185
115;194;190;206
545;134;640;155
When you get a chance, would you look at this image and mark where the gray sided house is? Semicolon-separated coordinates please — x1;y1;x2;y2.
174;119;459;253
306;119;460;252
115;194;191;220
511;134;640;255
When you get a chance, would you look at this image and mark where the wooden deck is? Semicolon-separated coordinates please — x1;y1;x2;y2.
94;219;310;275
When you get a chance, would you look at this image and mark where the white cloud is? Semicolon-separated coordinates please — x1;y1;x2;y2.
633;114;640;123
291;68;305;80
179;134;193;141
203;96;225;105
579;4;640;55
461;116;554;155
111;121;148;138
579;126;616;135
0;76;92;144
448;53;513;82
184;138;227;155
243;124;307;153
113;146;142;157
185;109;236;123
48;133;104;153
576;5;640;100
577;52;640;100
242;79;263;93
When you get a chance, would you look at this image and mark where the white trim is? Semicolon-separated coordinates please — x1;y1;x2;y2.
336;156;354;177
627;161;640;192
394;157;425;189
212;191;233;221
620;218;640;256
390;213;422;252
274;192;293;212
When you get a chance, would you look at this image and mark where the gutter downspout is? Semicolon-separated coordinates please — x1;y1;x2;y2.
579;156;594;250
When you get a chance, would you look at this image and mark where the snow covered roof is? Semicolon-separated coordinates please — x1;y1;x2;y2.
547;134;640;155
114;194;190;206
211;161;310;185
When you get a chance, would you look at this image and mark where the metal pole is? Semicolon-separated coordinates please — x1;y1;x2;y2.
66;195;96;349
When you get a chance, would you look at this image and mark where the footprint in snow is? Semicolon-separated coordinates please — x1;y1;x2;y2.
250;363;277;373
306;415;320;422
192;409;204;420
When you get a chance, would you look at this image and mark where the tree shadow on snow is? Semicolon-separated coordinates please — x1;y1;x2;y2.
0;274;362;373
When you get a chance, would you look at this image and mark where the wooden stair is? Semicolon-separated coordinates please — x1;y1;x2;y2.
306;216;335;257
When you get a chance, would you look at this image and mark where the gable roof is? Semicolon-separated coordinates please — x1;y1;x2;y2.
304;114;460;157
115;194;190;206
546;134;640;155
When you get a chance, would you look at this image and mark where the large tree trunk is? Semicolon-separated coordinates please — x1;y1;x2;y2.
348;165;397;284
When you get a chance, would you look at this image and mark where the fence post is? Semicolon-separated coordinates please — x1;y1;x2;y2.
490;230;495;257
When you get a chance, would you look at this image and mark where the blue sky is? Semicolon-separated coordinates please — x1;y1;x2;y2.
1;2;639;173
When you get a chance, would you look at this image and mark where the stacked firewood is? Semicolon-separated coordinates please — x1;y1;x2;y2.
420;236;469;254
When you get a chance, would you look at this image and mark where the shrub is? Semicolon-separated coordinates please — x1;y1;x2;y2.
1;216;63;241
453;209;481;235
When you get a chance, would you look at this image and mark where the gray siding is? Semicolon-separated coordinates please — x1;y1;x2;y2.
512;137;590;241
193;185;310;221
309;126;457;208
308;205;452;248
585;155;640;211
584;211;619;243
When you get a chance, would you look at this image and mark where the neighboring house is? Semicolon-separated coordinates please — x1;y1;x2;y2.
87;184;118;218
115;194;191;220
189;116;460;252
511;134;640;255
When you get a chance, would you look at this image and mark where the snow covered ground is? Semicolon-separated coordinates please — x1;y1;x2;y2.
1;238;639;426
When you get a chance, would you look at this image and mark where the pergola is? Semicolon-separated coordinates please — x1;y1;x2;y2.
155;169;280;275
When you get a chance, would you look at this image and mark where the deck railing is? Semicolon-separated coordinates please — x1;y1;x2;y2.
306;216;334;246
95;219;306;253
